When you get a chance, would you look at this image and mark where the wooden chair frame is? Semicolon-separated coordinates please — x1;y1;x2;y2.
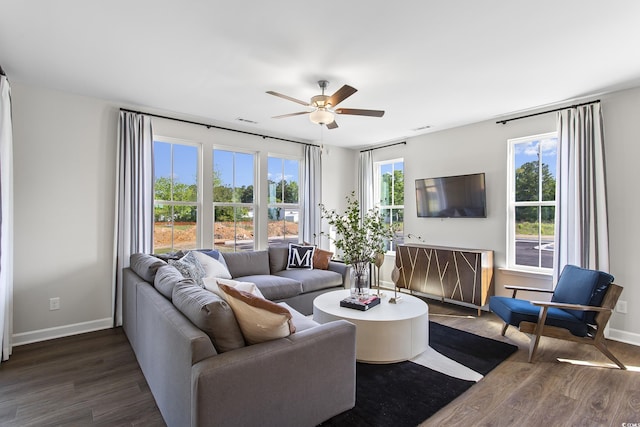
502;283;626;370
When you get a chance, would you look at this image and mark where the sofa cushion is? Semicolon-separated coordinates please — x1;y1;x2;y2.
154;264;188;300
223;250;270;277
219;284;296;344
280;302;319;332
169;251;206;286
287;243;315;270
191;250;232;279
268;246;289;273
172;281;245;353
130;253;166;283
490;295;589;337
274;269;343;294
203;278;265;300
234;275;303;300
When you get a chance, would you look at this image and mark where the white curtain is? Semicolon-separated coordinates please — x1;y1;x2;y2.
113;111;154;326
301;144;322;244
0;68;14;362
554;103;609;281
358;150;374;214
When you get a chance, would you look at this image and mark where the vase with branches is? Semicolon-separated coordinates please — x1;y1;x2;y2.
319;191;394;298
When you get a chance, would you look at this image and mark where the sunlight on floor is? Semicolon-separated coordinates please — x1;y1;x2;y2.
557;358;640;371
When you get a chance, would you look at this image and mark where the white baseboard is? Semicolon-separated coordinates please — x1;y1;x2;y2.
12;317;114;347
607;327;640;347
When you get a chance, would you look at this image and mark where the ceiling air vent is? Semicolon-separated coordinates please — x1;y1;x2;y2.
236;118;258;124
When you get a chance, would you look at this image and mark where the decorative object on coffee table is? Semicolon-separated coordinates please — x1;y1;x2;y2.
373;252;385;296
320;191;393;299
389;265;402;304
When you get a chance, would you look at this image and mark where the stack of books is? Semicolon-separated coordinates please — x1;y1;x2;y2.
340;295;381;311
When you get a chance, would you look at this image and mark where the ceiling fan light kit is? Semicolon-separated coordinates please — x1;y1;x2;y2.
309;108;334;125
267;80;384;129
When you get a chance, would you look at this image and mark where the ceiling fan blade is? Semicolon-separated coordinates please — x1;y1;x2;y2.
335;108;385;117
266;91;310;107
326;120;339;130
272;111;310;119
327;85;357;108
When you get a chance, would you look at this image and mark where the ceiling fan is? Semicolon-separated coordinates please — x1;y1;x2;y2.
266;80;385;129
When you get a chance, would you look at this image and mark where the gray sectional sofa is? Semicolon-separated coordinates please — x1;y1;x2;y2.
122;249;356;427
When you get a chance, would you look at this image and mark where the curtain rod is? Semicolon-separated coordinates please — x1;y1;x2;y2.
496;99;601;125
119;108;319;147
360;141;406;153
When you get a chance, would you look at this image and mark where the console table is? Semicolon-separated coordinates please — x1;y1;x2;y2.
395;244;493;314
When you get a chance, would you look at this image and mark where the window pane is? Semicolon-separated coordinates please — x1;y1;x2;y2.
173;145;198;202
541;206;555;268
213;150;234;203
267;157;282;203
154;205;197;253
541;137;558;201
515;206;540;267
154;142;171;201
393;162;404;205
154;204;173;254
379;163;393;205
514;140;540;202
235;152;254;203
214;206;254;252
267;207;299;246
283;159;299;204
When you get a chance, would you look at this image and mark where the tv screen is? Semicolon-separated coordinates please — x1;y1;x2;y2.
416;173;486;218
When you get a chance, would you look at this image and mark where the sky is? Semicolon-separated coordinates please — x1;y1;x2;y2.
154;141;298;188
514;136;558;177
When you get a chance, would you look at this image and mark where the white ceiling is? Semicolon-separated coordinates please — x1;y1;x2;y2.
2;1;640;148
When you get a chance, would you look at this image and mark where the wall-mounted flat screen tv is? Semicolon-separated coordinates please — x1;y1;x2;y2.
415;173;486;218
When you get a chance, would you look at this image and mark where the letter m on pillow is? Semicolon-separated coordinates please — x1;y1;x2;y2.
287;244;315;269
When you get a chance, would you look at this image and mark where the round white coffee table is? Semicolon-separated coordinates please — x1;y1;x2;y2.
313;289;428;363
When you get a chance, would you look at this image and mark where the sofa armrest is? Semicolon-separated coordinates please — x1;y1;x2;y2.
191;320;356;427
328;261;351;287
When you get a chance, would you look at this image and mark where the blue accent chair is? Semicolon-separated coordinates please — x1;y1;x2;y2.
489;265;625;369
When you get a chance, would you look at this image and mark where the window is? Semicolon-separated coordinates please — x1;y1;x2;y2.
375;159;404;252
153;140;199;253
213;149;256;252
267;156;300;246
507;132;558;271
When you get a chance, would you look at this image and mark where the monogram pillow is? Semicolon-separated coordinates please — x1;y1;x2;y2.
286;243;316;270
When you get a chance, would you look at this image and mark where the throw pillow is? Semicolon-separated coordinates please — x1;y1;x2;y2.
286;243;315;270
313;248;333;270
202;278;265;300
196;249;230;270
218;283;296;344
191;250;232;279
172;281;245;353
169;251;206;286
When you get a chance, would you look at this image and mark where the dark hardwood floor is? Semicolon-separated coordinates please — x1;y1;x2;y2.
1;299;638;426
0;328;165;426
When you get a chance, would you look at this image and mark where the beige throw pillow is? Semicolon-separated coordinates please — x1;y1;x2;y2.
202;278;265;300
218;284;295;344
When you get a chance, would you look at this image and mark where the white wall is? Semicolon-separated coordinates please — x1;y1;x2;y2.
370;87;640;344
12;83;117;343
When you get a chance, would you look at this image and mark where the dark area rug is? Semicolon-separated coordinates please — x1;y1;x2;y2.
320;321;518;427
429;321;519;375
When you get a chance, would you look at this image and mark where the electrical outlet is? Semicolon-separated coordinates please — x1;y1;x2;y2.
616;300;627;314
49;297;60;311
